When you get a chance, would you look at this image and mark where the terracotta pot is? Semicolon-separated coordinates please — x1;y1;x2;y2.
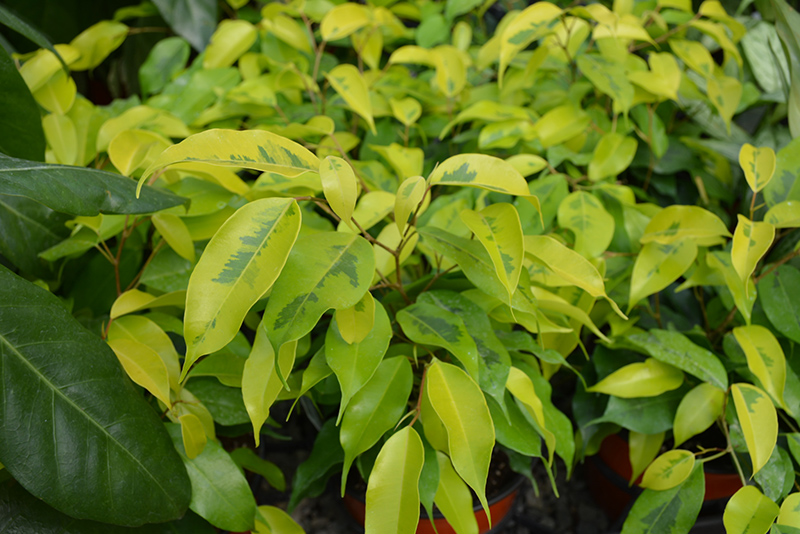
586;434;742;521
343;475;524;534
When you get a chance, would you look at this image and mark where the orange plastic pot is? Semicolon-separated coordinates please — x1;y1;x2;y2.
343;475;523;534
586;434;742;520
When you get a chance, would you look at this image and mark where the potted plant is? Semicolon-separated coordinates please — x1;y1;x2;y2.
2;1;800;534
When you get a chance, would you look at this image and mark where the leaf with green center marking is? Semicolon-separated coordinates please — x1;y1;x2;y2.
732;383;778;475
326;300;392;423
397;302;479;380
733;325;787;409
396;175;427;236
629;240;698;311
334;291;375;345
152;212;195;263
429;154;539;204
365;426;424;534
506;366;555;465
326;64;376;135
641;450;695;491
242;323;297;447
139;129;319;195
620;463;704;534
340;357;413;495
707;74;742;131
673;383;725;447
166;424;256;532
390;97;422;127
587;358;684;398
320;3;370;41
498;2;562;85
460;203;524;306
557;191;614;258
621;330;728;390
765;201;800;228
434;451;479;534
183;198;301;379
577;54;634;114
432;45;466;97
320;156;358;229
426;360;494;524
262;231;375;356
732;215;775;288
723;486;779;534
629;431;665;484
532;104;591;148
760;266;800;344
524;234;626;319
640;205;731;246
107;338;172;408
588;132;638;182
778;493;800;528
740;144;777;193
708;251;757;324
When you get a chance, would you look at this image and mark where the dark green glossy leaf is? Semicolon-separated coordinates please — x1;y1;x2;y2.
229;447;286;492
0;266;191;526
166;424;256;532
620;463;704;534
760;265;800;344
289;419;344;512
186;377;249;426
0;47;45;161
591;386;688;434
487;393;542;458
754;446;794;502
0;194;69;278
152;0;216;52
0;153;187;216
0;4;66;70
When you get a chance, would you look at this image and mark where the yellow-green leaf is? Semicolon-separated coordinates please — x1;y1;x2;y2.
556;191;614;258
434;452;479;534
365;426;424;534
183;198;302;379
152;213;195;262
506;154;547;177
707;251;756;324
389;97;422;127
242;323;297;446
110;289;186;319
427;360;494;521
108;129;171;177
203;19;257;69
640;205;731;245
263;14;313;54
178;413;207;460
670;39;716;77
43;113;77;166
765;201;800;228
731;215;775;286
19;44;80;93
524;235;626;319
69;20;128;71
254;505;305;534
731;383;778;475
432;45;467;97
352;28;382;71
640;450;695;491
629;431;665;484
139;129;319;195
707;75;742;131
108;315;181;392
460;203;524;305
506;366;555;465
326;64;376;135
629;240;698;310
334;291;375;345
739;144;777;194
733;325;787;409
320;156;358;228
429;154;532;198
627;52;681;101
673;383;725;447
340;191;396;233
373;223;418;282
96;105;189;153
370;143;423;180
498;2;562;85
587;358;684;398
107;338;172;407
588;132;638;182
724;486;779;534
395;175;427;235
778;493;800;529
320;3;371;42
532;104;590;148
33;70;76;114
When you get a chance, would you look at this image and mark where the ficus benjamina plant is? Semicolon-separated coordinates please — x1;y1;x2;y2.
3;0;800;533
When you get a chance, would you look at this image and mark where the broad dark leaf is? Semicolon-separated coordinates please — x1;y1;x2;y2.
0;153;187;216
0;48;45;161
591;386;689;434
0;194;69;278
0;4;67;69
760;265;800;344
289;419;343;512
0;266;191;526
152;0;216;52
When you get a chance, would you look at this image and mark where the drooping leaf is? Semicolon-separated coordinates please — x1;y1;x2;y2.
179;413;207;460
395;175;427;236
640;450;695;491
723;486;779;534
556;191;614;258
433;451;479;534
261;231;374;353
339;356;413;495
740;144;777;193
108;338;172;407
673;383;725;447
587;358;684;398
733;325;787;408
506;366;556;465
288;420;344;511
629;431;665;484
0;153;186;216
732;383;778;475
426;360;494;521
69;21;128;71
166;424;256;532
152;213;195;262
708;251;757;325
230;449;285;492
326;64;376;135
327;300;393;422
365;426;425;534
334;291;376;345
628;240;698;311
0;47;45;161
108;314;181;392
183;198;301;377
0;266;190;526
731;215;774;288
140;129;320;194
